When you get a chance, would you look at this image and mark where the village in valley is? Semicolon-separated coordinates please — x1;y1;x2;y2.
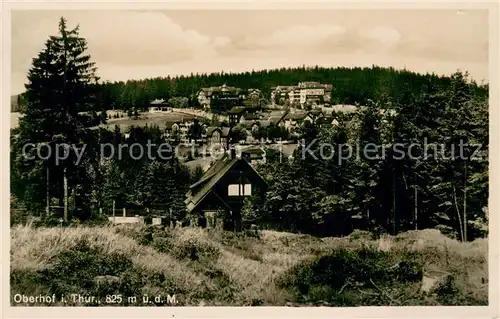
101;81;350;158
9;11;490;308
87;81;359;227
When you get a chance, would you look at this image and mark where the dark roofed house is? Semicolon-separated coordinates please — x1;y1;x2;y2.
308;109;325;118
239;113;260;124
229;106;247;126
206;126;231;147
303;109;326;125
206;126;222;145
197;84;244;110
185;150;268;231
316;115;337;127
282;111;308;131
241;146;267;166
247;88;262;99
164;122;180;139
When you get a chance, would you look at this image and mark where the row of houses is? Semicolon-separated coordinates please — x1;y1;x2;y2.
146;81;334;118
230;106;339;133
158;106;340;146
195;81;333;110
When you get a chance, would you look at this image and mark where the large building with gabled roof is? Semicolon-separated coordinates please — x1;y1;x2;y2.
184;149;268;231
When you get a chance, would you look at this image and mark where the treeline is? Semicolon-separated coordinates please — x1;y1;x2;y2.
244;72;489;241
12;65;488;114
11;122;201;222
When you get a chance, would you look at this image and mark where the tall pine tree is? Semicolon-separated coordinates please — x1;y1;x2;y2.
12;17;100;221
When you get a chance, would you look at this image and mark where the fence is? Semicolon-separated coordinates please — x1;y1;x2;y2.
11;205;178;226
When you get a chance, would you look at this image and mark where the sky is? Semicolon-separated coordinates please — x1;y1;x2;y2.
11;9;489;95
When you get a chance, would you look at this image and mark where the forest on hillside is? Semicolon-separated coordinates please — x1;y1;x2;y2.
12;65;488;113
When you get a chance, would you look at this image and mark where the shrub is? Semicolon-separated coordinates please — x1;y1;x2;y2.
277;246;423;305
36;239;137;301
152;237;173;253
348;229;374;241
172;238;220;261
10;269;46;298
243;228;261;239
138;230;154;245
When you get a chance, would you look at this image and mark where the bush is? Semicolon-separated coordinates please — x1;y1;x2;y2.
10;269;45;297
171;230;221;261
277;246;423;305
243;228;261;239
36;239;138;301
348;229;374;241
137;229;154;245
173;238;220;261
152;237;172;253
430;274;487;306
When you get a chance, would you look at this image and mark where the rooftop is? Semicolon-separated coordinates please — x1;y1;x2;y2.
229;106;247;114
150;99;166;105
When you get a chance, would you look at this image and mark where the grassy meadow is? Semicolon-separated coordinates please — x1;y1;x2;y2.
10;224;488;306
10;110;201;130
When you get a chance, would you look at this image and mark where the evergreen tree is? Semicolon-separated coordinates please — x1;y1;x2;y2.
12;17;100;220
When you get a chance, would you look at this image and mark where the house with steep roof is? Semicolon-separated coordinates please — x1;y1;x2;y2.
280;111;308;131
205;126;231;147
240;145;267;166
228;106;247;126
247;88;262;100
184;150;268;231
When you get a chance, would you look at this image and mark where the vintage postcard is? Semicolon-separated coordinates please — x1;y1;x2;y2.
2;1;498;319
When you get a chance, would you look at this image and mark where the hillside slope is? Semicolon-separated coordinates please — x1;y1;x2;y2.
10;224;488;306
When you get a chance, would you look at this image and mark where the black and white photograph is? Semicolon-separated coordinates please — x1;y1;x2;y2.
4;4;497;315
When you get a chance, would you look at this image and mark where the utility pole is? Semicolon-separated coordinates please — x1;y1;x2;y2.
392;169;396;235
414;184;418;230
464;160;467;241
46;163;50;216
63;166;68;222
463;136;468;241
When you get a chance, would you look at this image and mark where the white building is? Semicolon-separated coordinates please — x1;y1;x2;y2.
271;82;332;108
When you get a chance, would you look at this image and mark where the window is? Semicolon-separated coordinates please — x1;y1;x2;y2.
228;184;240;196
228;184;252;196
244;184;252;196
